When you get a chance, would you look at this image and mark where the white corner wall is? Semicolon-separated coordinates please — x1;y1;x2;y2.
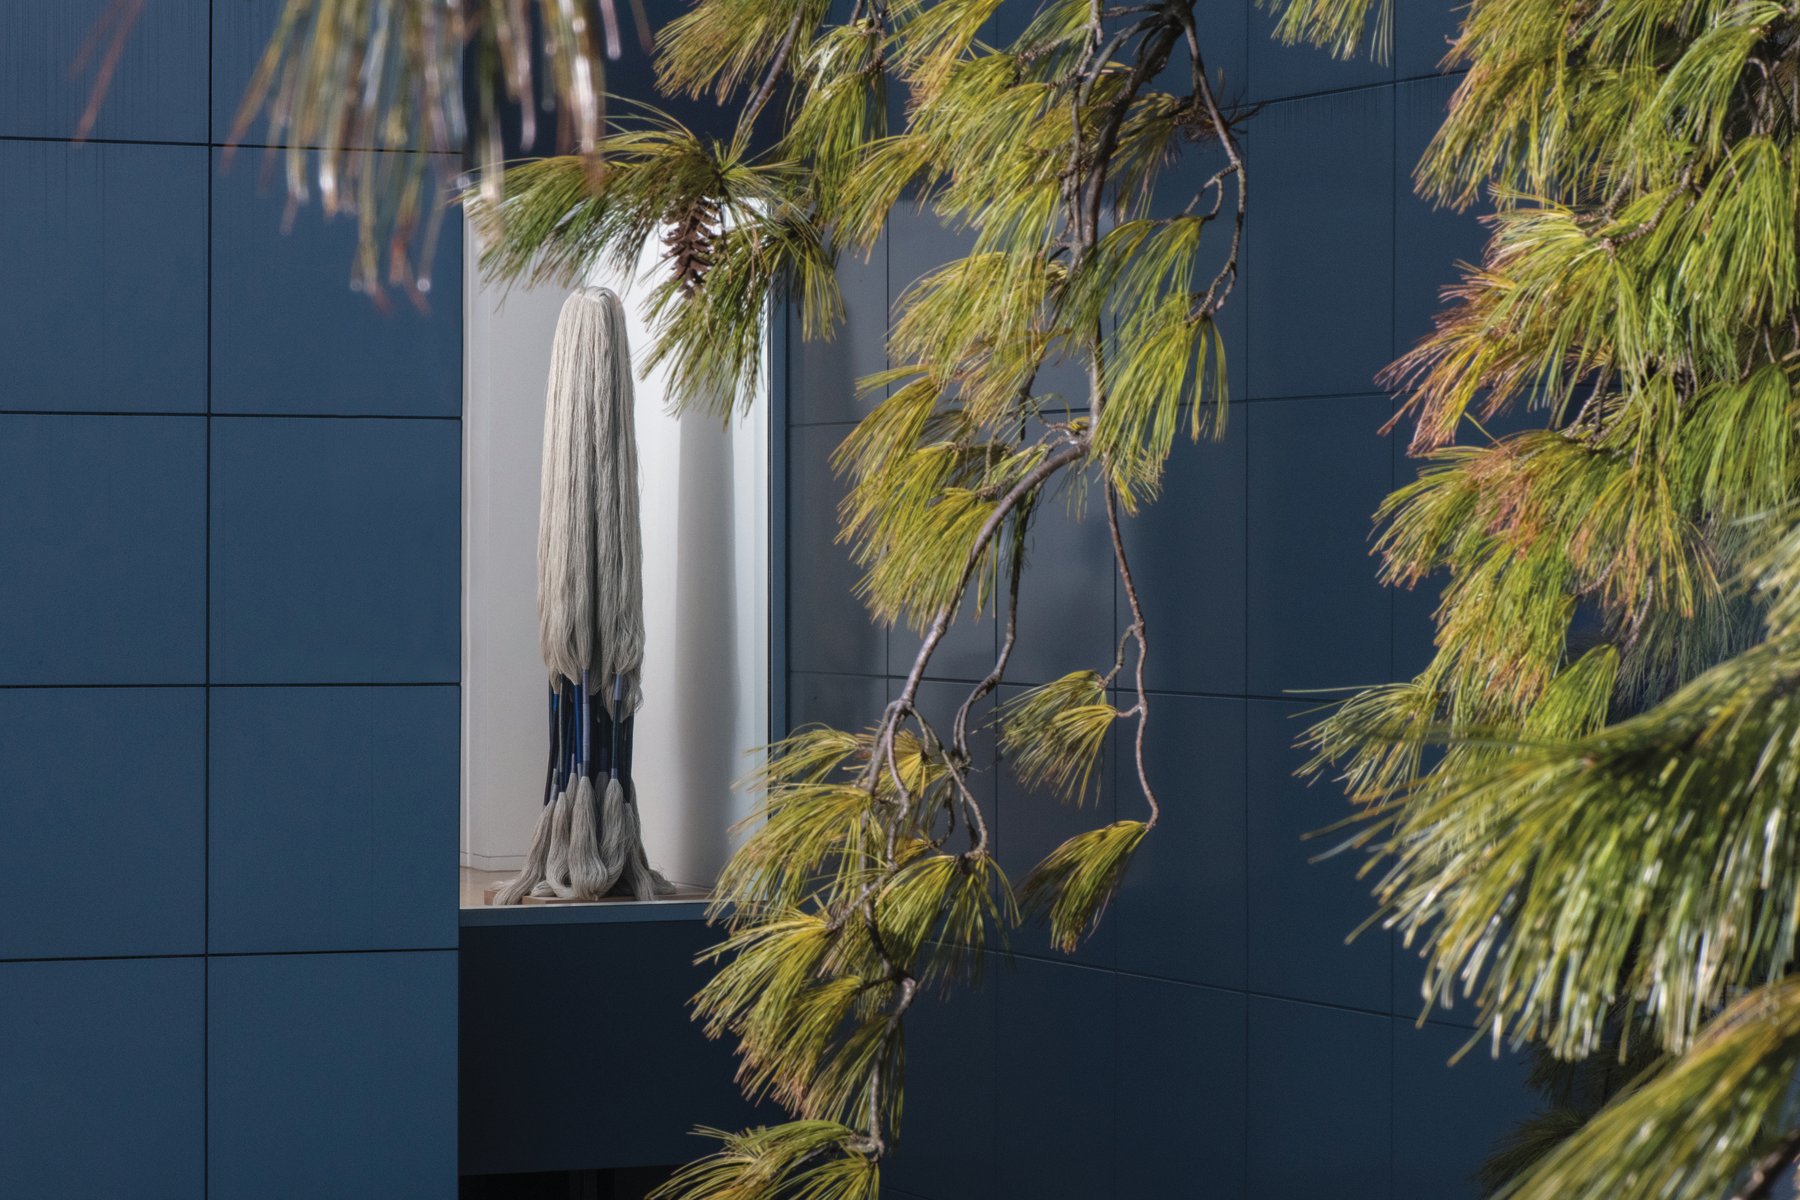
461;229;769;887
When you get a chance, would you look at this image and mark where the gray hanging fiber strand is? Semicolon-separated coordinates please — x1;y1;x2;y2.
495;790;556;905
537;292;605;686
535;783;575;899
618;783;663;901
497;285;666;903
588;290;646;718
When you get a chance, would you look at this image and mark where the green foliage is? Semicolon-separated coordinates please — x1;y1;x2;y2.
1476;1003;1665;1193
837;433;1054;631
1356;636;1800;1060
876;850;1014;986
1101;302;1226;506
1265;0;1391;63
717;778;878;916
1289;0;1800;1191
1495;978;1800;1200
1420;0;1786;208
226;0;651;300
649;1122;879;1200
1080;216;1231;502
464;123;840;414
695;912;860;1112
786;22;893;207
1020;820;1149;954
1476;1108;1592;1196
999;671;1117;804
657;0;833;106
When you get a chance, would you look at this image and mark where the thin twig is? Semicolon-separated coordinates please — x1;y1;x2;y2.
1728;1127;1800;1200
889;442;1089;718
947;507;1032;856
846;441;1084;1154
744;7;806;130
1176;3;1246;311
1104;480;1160;827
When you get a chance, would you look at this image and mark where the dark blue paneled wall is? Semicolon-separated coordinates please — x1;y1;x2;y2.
0;3;461;1195
782;3;1535;1197
1;0;1537;1193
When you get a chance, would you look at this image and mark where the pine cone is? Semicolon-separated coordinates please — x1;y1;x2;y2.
664;193;722;295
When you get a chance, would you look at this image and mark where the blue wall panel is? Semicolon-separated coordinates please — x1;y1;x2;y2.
0;0;208;141
1246;394;1394;694
1395;921;1456;1028
1394;75;1486;363
1248;2;1392;102
210;686;459;953
210;416;460;684
1394;1020;1538;1199
209;950;458;1199
788;422;888;676
1245;90;1395;399
914;677;997;837
1115;976;1247;1197
1114;695;1247;990
0;414;206;685
1010;473;1118;687
208;0;273;145
210;149;463;417
458;921;762;1177
789;670;890;733
0;957;205;1199
1247;699;1392;1012
5;9;465;1194
790;230;888;426
889;580;997;684
994;958;1116;1199
1190;0;1249;95
0;140;208;415
883;976;999;1199
0;688;204;960
1119;413;1248;695
1396;0;1467;80
1248;995;1393;1197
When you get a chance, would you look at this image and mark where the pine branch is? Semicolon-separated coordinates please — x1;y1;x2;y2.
1491;978;1800;1200
1281;0;1800;1193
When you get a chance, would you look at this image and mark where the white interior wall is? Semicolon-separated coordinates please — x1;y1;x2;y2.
461;228;768;887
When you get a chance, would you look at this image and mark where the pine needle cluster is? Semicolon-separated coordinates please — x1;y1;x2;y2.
1279;0;1800;1192
228;0;654;302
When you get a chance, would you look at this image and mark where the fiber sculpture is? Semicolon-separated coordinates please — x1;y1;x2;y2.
496;286;671;904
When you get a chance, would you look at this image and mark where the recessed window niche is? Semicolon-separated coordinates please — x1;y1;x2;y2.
459;228;770;909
